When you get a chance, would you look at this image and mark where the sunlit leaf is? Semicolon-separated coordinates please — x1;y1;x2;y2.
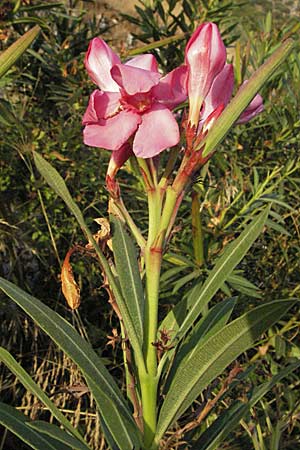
0;26;40;79
0;278;141;450
155;299;295;443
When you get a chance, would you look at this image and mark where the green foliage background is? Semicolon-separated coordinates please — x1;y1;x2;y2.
0;0;299;448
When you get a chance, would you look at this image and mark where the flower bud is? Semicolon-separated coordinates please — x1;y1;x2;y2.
185;23;226;127
106;143;133;180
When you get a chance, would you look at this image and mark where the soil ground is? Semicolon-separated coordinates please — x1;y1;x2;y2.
82;0;140;53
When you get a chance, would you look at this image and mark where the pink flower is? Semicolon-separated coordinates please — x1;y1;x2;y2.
199;67;264;131
236;81;264;124
185;22;226;127
83;38;187;158
184;23;263;132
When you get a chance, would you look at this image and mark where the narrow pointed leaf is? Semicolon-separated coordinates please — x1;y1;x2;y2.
111;215;144;343
173;207;269;344
202;39;294;157
155;299;295;442
32;151;144;368
27;422;90;450
0;402;69;450
0;278;141;450
0;26;40;79
0;348;88;447
165;298;236;391
192;361;300;450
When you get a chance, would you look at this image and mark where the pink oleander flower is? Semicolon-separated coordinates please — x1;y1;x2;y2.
199;65;264;133
83;38;187;159
185;22;226;127
185;23;263;132
236;81;264;124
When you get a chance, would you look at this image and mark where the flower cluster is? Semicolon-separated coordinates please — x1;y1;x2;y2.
82;22;263;169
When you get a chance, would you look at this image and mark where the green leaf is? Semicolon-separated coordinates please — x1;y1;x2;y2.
0;402;69;450
155;299;295;443
191;361;300;450
27;422;90;450
111;215;144;343
173;207;269;344
227;274;262;298
202;39;294;157
0;278;141;450
0;347;88;448
9;17;50;28
0;26;40;79
32;151;145;370
164;298;237;391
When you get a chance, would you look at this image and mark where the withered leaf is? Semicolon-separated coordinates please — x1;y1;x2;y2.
61;248;80;309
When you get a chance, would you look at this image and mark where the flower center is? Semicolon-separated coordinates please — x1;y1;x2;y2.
120;92;153;114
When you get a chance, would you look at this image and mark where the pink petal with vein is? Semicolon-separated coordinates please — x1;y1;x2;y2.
133;104;179;158
84;38;121;92
107;143;134;178
185;22;226;126
236;80;264;124
201;64;234;121
82;90;121;124
153;65;188;109
111;64;161;95
83;110;141;150
125;54;159;72
237;93;264;124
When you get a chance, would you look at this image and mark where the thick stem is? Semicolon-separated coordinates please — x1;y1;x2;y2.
141;246;162;447
140;372;159;448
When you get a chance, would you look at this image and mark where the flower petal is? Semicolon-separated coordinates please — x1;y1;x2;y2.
84;38;121;92
111;64;161;95
82;90;121;124
236;80;264;124
133;104;179;158
201;64;234;121
153;65;188;109
125;54;159;72
107;143;134;179
237;93;264;124
185;22;226;126
83;110;141;150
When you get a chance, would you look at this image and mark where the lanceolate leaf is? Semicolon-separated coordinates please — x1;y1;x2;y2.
0;26;41;79
155;299;295;443
172;207;269;344
32;151;145;369
202;39;294;157
164;298;237;391
27;422;90;450
0;278;141;450
0;402;69;450
0;348;88;448
111;215;144;343
191;361;300;450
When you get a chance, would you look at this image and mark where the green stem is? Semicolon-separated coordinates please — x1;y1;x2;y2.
147;189;162;245
159;186;178;239
158;147;179;190
140;371;159;448
140;244;162;447
140;178;165;446
191;191;204;266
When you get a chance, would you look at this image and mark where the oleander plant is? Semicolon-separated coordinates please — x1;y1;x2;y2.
1;1;300;449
